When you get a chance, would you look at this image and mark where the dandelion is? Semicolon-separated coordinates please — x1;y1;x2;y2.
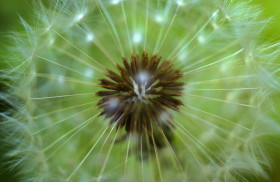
1;0;280;181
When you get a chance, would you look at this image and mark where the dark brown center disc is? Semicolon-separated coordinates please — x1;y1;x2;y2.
96;52;184;139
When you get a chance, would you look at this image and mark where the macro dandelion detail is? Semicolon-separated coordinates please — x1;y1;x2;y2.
1;0;280;182
95;52;185;158
96;52;184;145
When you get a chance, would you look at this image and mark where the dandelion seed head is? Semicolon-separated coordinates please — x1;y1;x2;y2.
97;53;184;135
2;0;280;181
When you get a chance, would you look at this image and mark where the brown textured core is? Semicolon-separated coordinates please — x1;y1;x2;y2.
96;52;184;137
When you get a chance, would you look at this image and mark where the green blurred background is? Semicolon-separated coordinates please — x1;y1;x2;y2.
0;0;280;181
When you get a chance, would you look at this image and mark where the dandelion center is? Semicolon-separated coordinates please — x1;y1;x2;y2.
96;52;184;135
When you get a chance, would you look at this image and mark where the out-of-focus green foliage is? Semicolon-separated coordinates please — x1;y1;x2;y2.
251;0;280;41
0;0;31;31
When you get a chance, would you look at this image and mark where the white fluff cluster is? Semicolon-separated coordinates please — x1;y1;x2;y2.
1;0;280;181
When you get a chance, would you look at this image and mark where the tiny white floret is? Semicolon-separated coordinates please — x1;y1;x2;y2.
111;0;122;5
108;98;119;109
84;68;94;78
58;75;64;83
198;35;205;44
155;15;164;23
178;52;188;61
75;13;84;22
49;38;55;45
176;0;184;6
133;32;142;44
86;33;94;42
137;72;149;83
212;10;218;17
